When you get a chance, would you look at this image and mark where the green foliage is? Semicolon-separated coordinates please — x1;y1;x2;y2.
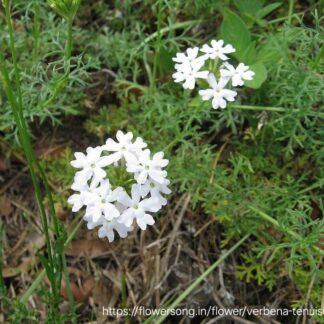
0;1;97;141
42;148;75;187
236;252;277;290
84;105;130;140
40;148;75;209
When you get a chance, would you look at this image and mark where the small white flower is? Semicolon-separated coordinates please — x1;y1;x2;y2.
172;47;208;90
172;60;208;90
127;149;168;184
139;178;171;207
199;73;237;109
71;147;111;182
102;130;147;164
83;212;104;230
220;62;255;86
201;39;235;61
68;193;85;212
67;181;90;212
84;180;122;222
172;47;204;65
118;185;161;230
98;219;133;243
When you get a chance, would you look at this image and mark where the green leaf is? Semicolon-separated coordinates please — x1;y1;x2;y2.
256;37;283;64
233;0;265;16
257;2;282;19
239;41;257;64
220;9;251;60
156;46;176;75
244;62;267;89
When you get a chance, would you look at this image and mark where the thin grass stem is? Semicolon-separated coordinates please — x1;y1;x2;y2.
145;234;250;323
20;218;83;304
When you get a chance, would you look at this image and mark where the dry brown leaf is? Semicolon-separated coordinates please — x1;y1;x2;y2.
67;266;83;277
60;277;95;303
93;278;115;307
35;145;66;159
83;277;96;298
0;195;13;217
27;233;46;253
65;239;108;258
2;256;36;278
45;267;95;303
2;267;20;278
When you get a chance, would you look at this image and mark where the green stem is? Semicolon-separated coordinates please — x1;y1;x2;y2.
288;0;294;24
62;254;76;321
20;269;46;304
145;234;250;324
248;205;324;256
298;180;324;194
4;0;23;111
268;1;320;25
32;2;40;63
1;1;57;300
2;1;79;313
230;104;324;118
20;218;83;304
65;19;73;63
136;20;202;52
151;0;163;88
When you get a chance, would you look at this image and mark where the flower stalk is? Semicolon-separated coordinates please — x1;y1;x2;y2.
0;0;81;315
1;0;60;304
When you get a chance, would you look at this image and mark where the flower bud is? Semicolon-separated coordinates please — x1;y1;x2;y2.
47;0;81;20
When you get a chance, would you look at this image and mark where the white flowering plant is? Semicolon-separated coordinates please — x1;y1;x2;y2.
172;39;255;110
68;131;171;242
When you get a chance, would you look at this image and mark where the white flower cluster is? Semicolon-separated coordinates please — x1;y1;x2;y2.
172;39;255;109
68;131;171;242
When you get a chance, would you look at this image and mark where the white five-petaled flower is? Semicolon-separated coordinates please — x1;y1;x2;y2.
98;219;133;243
201;39;235;61
127;149;168;184
71;147;111;182
139;178;171;207
102;130;147;164
84;180;123;222
172;47;204;65
172;47;208;90
118;185;161;230
67;181;90;212
68;176;103;212
220;62;255;86
199;73;237;109
172;60;208;90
